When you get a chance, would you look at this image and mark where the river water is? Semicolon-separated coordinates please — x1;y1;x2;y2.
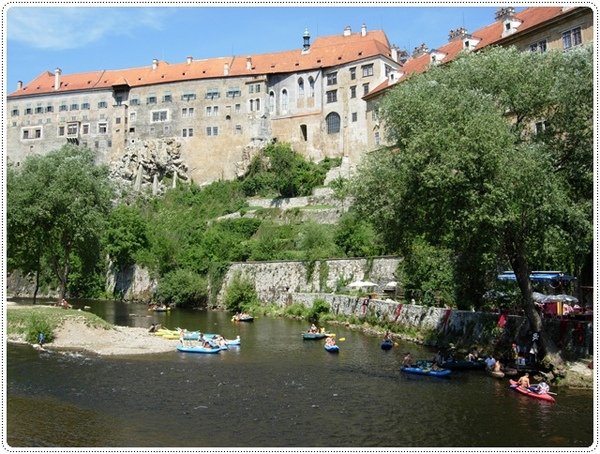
6;299;594;448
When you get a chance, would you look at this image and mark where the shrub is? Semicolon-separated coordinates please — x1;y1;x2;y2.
308;298;331;323
25;314;54;344
224;272;259;312
155;269;208;308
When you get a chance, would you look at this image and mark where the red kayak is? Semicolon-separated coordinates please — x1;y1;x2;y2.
509;379;556;403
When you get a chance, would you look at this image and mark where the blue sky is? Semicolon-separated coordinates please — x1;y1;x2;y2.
5;4;516;92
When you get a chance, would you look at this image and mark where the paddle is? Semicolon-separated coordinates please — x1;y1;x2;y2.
338;337;346;342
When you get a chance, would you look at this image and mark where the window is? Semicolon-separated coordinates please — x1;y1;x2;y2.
25;107;33;115
326;112;341;134
82;124;89;134
385;65;392;77
70;104;79;111
529;40;547;52
98;101;108;109
98;122;108;133
375;131;380;146
115;117;122;124
11;108;19;116
248;83;261;94
58;126;65;136
151;110;168;122
35;106;44;114
269;92;275;113
22;130;29;139
255;98;261;111
130;98;140;106
206;106;218;116
235;104;241;113
308;77;315;97
350;86;357;98
351;112;358;122
300;124;307;141
181;93;196;101
182;107;195;117
563;26;582;49
326;90;337;103
67;123;78;135
206;126;218;136
59;104;68;112
227;88;241;98
115;96;123;106
129;112;137;123
205;89;219;100
81;102;90;110
34;128;41;138
362;64;374;77
46;105;53;113
146;96;157;104
326;71;338;86
182;128;194;137
235;125;242;134
535;120;548;135
163;94;172;103
363;83;370;96
350;67;356;80
298;78;304;97
281;89;288;112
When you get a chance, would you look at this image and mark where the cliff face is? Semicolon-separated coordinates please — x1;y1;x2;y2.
105;263;156;303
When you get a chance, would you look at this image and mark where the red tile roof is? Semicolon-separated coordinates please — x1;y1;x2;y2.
8;30;392;98
364;7;568;100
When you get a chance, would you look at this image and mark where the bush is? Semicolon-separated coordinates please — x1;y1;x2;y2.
155;269;208;308
25;314;54;344
283;303;310;318
224;272;259;312
308;298;331;323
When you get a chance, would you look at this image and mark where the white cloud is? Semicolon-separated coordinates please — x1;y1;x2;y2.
7;7;168;50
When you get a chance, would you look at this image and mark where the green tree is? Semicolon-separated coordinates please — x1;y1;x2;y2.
105;205;149;270
334;212;383;258
352;46;593;366
155;268;208;308
7;146;113;301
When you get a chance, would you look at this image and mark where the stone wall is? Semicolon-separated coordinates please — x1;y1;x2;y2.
105;263;156;303
218;256;402;305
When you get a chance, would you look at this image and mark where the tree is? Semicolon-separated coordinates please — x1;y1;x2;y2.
352;46;593;366
7;145;113;300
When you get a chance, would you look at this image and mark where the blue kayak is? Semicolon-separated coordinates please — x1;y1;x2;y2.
176;345;222;354
324;344;339;353
226;337;241;346
400;366;451;378
182;332;217;341
381;339;393;350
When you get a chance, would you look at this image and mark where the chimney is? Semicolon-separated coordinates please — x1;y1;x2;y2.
54;68;62;91
391;46;398;62
448;27;468;42
186;56;193;65
152;58;158;70
17;80;23;91
246;56;252;70
495;7;515;21
302;28;311;53
361;23;367;37
343;25;352;36
412;43;429;58
224;62;229;76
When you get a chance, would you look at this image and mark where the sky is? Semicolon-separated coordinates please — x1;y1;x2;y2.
4;3;520;93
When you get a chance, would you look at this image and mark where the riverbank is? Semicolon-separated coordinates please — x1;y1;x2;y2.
7;304;177;356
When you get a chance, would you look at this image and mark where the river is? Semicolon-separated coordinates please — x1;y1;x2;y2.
6;299;594;447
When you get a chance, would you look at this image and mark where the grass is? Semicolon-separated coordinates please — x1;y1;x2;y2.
7;306;113;343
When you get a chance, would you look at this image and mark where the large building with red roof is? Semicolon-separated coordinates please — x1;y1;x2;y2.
363;6;594;151
6;7;594;189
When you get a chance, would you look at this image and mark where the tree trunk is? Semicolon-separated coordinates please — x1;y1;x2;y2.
505;238;563;368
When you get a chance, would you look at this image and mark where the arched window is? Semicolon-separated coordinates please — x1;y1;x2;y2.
308;77;315;97
249;99;254;111
298;78;305;98
255;98;260;111
281;89;288;113
326;112;340;134
269;91;275;113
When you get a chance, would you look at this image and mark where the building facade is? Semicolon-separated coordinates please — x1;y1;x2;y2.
364;6;595;150
7;25;401;188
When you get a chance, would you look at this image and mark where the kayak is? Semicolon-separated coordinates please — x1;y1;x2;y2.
401;366;451;378
302;332;327;340
381;339;393;350
232;315;254;322
324;344;339;353
176;345;222;354
440;359;486;370
181;332;217;341
509;379;556;402
226;337;241;346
